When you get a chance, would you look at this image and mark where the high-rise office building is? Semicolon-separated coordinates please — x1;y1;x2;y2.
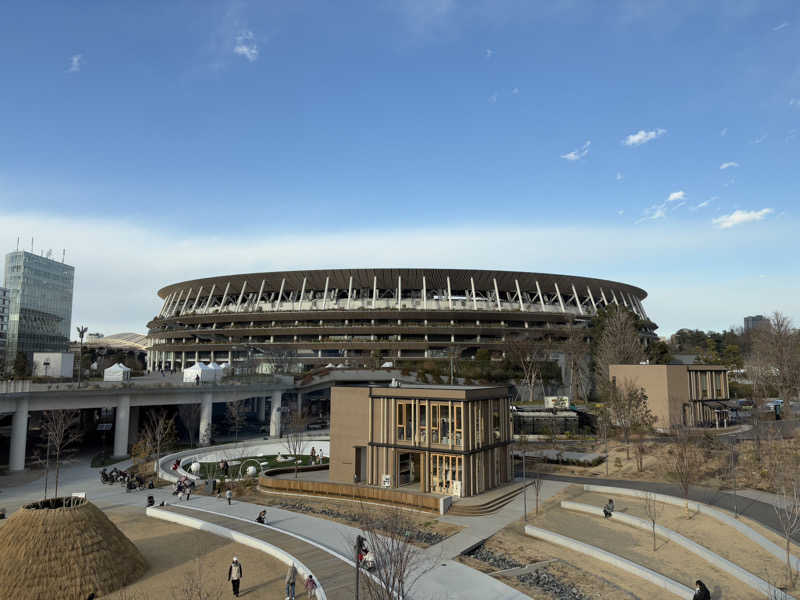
744;315;767;332
0;286;9;368
3;251;75;371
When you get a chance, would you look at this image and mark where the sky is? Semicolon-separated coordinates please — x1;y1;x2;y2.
0;0;798;338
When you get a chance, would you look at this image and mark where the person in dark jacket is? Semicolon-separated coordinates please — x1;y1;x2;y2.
227;557;243;597
693;580;711;600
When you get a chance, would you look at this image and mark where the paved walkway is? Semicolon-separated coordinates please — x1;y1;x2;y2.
158;504;366;599
539;473;800;542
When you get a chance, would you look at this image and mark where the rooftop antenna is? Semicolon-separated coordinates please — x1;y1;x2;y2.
62;249;66;263
16;237;19;251
31;237;34;252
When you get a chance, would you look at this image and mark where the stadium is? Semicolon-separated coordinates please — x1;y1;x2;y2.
146;268;655;372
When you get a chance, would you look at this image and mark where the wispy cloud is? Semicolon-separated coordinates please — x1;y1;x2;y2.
713;208;773;229
234;31;258;62
485;48;494;59
790;98;799;108
617;209;625;216
667;190;686;202
488;92;498;104
560;140;591;161
720;161;739;170
692;200;711;210
68;54;82;73
751;133;768;144
511;87;519;95
623;128;666;147
616;172;624;181
773;22;790;31
720;127;728;137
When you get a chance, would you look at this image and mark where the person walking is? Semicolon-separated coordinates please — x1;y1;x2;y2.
285;563;297;600
602;498;615;519
256;510;266;524
693;580;711;600
304;574;318;599
227;557;243;597
226;488;233;505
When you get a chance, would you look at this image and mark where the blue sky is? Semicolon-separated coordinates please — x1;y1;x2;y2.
1;1;798;336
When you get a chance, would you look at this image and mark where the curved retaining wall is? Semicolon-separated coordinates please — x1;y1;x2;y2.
583;484;800;572
146;506;326;600
561;500;791;599
157;436;330;483
524;525;693;598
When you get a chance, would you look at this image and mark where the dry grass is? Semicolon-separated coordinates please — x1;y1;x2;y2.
225;485;462;547
0;497;147;600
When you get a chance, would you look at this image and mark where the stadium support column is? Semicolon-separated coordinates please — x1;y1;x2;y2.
113;395;130;458
9;397;29;471
270;391;283;438
257;397;266;422
199;393;213;446
297;392;303;414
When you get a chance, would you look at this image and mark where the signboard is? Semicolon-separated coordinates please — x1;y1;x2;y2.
381;474;392;488
96;423;113;431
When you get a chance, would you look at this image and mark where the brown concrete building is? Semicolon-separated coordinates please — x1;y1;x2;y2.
329;384;512;497
609;364;730;430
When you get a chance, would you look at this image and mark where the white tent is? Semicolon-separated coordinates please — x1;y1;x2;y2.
208;362;224;381
183;362;214;383
103;362;131;382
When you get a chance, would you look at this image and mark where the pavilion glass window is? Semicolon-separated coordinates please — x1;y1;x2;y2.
454;405;463;447
419;404;427;443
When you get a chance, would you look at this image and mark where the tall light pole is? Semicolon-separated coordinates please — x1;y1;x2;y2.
76;326;88;387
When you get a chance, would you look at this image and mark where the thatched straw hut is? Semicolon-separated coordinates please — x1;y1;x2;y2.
0;497;147;599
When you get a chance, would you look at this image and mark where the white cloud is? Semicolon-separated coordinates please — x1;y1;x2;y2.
720;128;728;137
68;54;82;73
485;48;494;58
751;133;768;144
622;128;666;146
617;209;625;216
720;161;739;170
667;190;686;202
694;200;710;210
773;22;789;31
234;31;258;62
616;172;624;181
560;140;591;161
790;98;799;107
713;208;773;229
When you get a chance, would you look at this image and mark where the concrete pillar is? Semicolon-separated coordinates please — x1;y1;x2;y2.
257;397;266;422
114;395;131;457
270;391;283;438
199;393;213;445
297;392;303;414
9;397;29;471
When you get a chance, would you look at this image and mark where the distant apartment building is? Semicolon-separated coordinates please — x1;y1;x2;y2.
0;286;9;368
744;315;767;332
3;251;75;372
609;363;730;430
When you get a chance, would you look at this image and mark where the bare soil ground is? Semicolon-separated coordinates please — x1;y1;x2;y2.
224;484;462;547
104;505;291;599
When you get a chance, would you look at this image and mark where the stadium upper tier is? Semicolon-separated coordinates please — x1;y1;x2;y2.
146;268;654;368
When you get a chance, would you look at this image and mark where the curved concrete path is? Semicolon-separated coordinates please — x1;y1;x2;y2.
152;504;357;599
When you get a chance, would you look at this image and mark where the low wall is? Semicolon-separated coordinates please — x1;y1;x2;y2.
258;475;442;513
561;500;791;599
524;525;693;598
583;484;800;572
146;506;326;600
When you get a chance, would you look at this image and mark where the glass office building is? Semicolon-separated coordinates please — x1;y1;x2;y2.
0;286;9;368
3;251;75;371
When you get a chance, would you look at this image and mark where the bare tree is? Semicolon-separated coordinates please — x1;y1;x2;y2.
753;312;800;406
767;432;800;588
505;334;550;403
357;505;436;600
633;432;647;472
171;558;223;600
225;400;248;442
283;410;311;477
140;409;177;483
178;403;202;448
531;461;545;515
596;405;611;476
726;437;740;517
607;380;655;459
593;306;646;399
667;424;700;516
562;322;592;404
40;409;83;498
643;492;663;551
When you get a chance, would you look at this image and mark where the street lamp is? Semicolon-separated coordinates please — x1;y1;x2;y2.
76;326;88;387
